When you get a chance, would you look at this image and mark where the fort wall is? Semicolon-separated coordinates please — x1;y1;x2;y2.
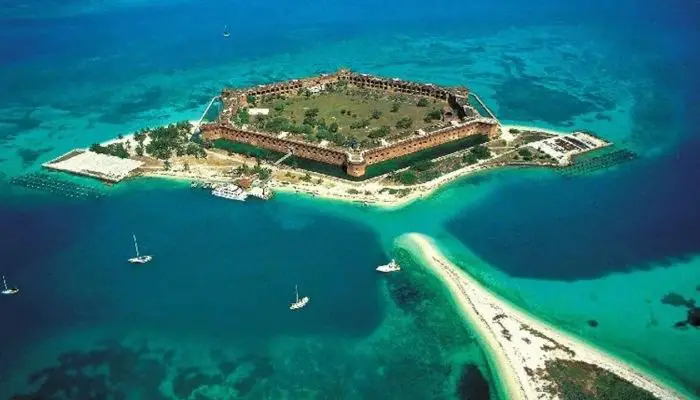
363;121;499;166
201;119;499;177
220;68;469;107
210;69;500;178
201;125;347;166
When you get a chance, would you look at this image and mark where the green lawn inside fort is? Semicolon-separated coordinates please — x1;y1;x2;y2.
242;84;452;150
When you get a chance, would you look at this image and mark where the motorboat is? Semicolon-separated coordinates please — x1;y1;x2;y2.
376;259;400;273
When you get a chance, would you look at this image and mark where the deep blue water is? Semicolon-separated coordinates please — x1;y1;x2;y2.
448;137;700;280
2;0;700;398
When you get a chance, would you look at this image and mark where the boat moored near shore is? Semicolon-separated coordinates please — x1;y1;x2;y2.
212;183;248;201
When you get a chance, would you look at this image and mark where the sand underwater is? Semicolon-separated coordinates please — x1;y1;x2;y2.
1;0;699;398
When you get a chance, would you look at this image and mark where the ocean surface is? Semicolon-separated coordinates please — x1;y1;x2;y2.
1;0;699;399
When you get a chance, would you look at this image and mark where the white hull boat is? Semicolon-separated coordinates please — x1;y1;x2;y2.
212;184;248;201
128;234;152;264
289;285;309;310
1;275;19;295
376;259;400;273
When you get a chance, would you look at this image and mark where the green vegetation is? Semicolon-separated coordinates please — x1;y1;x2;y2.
382;133;490;185
369;126;390;139
396;170;418;185
424;109;442;123
395;117;413;130
539;359;660;400
89;142;129;159
234;162;272;180
142;121;206;160
235;108;250;125
254;90;447;147
518;147;533;161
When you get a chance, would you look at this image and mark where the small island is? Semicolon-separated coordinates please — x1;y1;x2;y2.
404;233;684;400
42;69;611;206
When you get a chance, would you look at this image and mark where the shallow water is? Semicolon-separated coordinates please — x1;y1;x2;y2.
1;0;700;398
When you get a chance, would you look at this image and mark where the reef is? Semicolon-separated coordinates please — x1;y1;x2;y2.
12;341;274;399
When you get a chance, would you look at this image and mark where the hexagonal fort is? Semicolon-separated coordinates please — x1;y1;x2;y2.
200;68;500;178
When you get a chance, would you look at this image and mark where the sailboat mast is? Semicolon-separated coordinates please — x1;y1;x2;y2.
2;275;7;290
133;234;140;257
295;285;299;302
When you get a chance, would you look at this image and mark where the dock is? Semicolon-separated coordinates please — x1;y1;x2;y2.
529;132;610;165
42;149;143;183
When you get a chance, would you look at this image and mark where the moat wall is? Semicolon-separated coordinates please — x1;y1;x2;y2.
201;125;347;166
201;120;499;177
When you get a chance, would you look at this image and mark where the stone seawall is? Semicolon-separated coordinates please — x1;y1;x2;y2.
201;125;347;166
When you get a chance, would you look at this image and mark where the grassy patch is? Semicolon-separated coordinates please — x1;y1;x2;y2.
256;89;448;144
538;359;660;400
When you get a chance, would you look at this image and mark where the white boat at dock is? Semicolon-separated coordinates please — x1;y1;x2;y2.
376;259;400;273
289;284;309;310
212;184;248;201
2;275;19;295
128;234;153;264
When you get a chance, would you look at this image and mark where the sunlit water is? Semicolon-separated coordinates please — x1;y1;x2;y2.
1;0;699;398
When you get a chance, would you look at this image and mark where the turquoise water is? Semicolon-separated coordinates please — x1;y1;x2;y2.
2;0;700;398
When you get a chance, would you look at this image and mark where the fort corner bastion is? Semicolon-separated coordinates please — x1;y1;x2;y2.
199;68;500;178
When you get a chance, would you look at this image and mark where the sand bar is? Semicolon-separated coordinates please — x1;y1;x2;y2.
403;233;686;400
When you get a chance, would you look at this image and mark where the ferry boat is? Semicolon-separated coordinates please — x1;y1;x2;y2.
1;275;19;295
289;285;309;310
128;234;153;264
212;184;248;201
376;259;400;273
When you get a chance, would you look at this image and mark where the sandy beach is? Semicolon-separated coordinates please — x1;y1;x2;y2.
125;122;584;209
403;233;686;400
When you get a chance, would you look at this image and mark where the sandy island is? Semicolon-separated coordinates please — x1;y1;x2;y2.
133;123;594;209
403;233;685;400
42;121;608;209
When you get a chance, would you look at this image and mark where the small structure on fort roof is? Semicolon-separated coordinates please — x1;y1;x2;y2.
202;68;501;178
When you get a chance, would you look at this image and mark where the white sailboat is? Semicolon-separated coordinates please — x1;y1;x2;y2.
376;259;400;273
1;275;19;295
289;284;309;310
128;234;152;264
222;25;231;38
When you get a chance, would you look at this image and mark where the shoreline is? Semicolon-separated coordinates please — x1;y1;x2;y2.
139;158;500;210
402;233;688;400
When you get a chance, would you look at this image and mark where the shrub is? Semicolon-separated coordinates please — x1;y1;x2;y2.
368;126;390;138
417;98;429;107
397;170;418;185
395;117;413;129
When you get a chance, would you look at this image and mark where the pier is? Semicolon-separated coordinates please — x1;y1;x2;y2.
561;149;637;176
42;149;143;183
10;173;104;199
